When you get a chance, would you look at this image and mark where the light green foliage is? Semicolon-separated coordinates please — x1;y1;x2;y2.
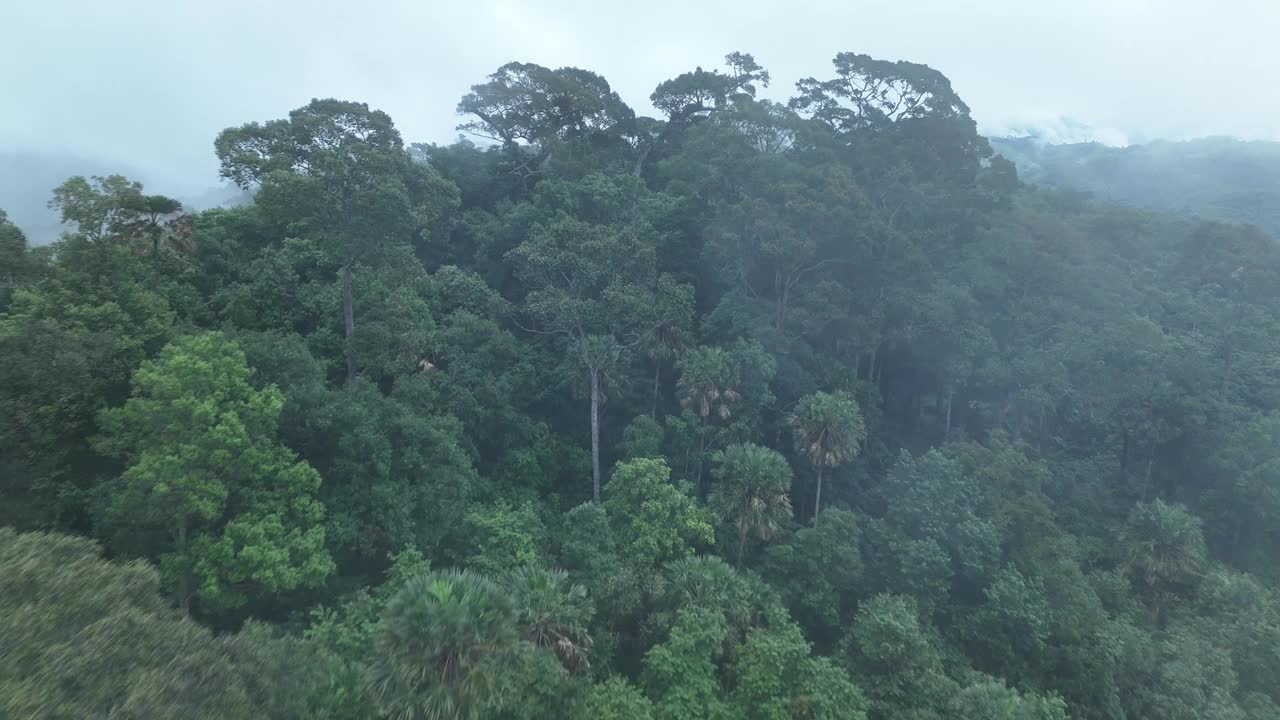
463;500;548;574
641;607;732;720
603;458;714;569
731;621;867;720
948;680;1069;720
95;332;332;611
572;677;656;719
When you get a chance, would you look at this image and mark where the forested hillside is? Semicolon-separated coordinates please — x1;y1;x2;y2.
4;52;1280;720
992;135;1280;238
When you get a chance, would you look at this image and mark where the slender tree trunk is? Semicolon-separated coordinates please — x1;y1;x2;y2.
736;525;748;567
342;262;356;383
1120;430;1130;479
176;520;191;615
945;393;953;436
591;367;602;505
652;364;661;418
813;466;824;528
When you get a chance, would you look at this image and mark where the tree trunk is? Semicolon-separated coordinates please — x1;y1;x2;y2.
736;525;748;567
652;364;661;418
590;367;601;505
945;393;953;436
1120;430;1130;479
342;263;356;383
176;520;191;615
813;466;824;528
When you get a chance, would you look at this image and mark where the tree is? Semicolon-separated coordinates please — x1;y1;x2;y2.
641;607;731;720
507;178;685;503
947;680;1068;720
0;209;35;312
730;621;867;720
603;458;715;570
458;62;635;179
709;443;794;565
216;98;452;382
842;594;957;719
95;332;333;612
1121;499;1208;622
762;508;864;649
507;566;595;673
371;569;525;720
789;391;866;525
0;528;350;719
572;677;656;719
636;52;771;174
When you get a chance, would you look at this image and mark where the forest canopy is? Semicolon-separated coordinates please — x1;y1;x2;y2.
4;50;1280;720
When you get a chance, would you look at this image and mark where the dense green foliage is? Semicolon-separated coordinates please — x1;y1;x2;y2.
5;49;1280;719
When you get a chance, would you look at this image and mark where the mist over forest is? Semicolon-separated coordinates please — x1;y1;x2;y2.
4;28;1280;720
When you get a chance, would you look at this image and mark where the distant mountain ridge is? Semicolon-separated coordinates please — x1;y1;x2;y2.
991;135;1280;238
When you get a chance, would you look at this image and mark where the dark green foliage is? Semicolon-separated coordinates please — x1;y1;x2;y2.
7;48;1280;720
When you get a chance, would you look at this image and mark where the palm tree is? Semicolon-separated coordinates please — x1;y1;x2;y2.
506;566;595;673
1121;499;1207;622
709;443;794;565
677;346;741;421
676;346;741;487
789;391;866;527
371;569;522;720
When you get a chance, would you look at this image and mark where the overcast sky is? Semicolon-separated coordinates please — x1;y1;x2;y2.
3;0;1279;195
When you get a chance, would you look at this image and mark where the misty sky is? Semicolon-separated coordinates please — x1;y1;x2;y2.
3;0;1280;195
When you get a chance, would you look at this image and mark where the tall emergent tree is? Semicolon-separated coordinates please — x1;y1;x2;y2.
215;98;447;382
508;176;688;503
95;332;333;612
789;391;866;526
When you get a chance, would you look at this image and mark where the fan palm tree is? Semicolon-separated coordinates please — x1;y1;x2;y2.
1121;499;1207;622
676;346;740;421
506;566;595;673
710;443;794;565
371;569;523;720
676;346;741;488
789;391;866;527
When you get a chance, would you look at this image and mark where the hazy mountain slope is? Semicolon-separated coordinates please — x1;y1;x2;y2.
991;136;1280;238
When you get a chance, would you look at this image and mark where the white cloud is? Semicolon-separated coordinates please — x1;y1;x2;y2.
2;0;1278;193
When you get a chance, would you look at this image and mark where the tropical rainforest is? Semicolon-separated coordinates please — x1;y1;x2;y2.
3;51;1280;720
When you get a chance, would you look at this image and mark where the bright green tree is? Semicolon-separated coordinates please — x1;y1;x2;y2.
603;458;715;569
95;332;333;612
